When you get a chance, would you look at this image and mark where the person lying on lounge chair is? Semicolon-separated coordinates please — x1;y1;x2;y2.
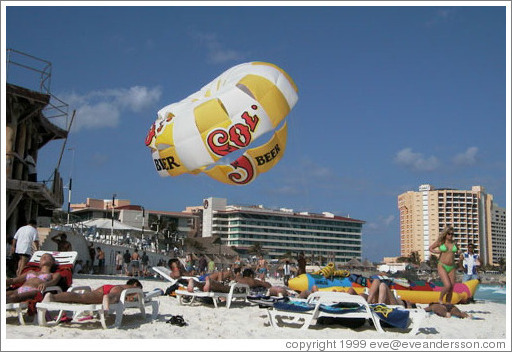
198;267;241;283
169;258;241;286
187;267;271;293
41;279;142;311
347;279;416;308
6;253;62;303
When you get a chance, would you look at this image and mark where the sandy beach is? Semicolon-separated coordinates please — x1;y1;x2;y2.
4;274;509;350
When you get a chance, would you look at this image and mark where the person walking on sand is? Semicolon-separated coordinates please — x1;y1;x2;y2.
256;255;268;280
96;247;105;274
141;251;149;276
11;219;40;277
130;248;141;276
297;252;306;275
429;225;460;303
283;260;291;286
123;249;132;275
115;251;123;275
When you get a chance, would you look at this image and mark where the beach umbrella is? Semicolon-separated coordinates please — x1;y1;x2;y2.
346;258;363;268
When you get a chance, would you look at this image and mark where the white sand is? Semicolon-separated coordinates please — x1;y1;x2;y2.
3;274;509;350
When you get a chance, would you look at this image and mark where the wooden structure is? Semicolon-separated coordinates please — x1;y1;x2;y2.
5;82;68;235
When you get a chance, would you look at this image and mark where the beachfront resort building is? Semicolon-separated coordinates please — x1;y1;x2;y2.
491;205;506;265
70;198;200;251
398;184;505;265
201;197;364;264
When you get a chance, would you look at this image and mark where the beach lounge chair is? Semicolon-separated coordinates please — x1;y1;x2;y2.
6;286;64;325
174;282;251;309
267;291;385;331
268;291;423;334
36;285;160;329
6;250;77;325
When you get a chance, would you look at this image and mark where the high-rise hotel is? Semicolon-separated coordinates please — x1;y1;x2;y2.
398;184;506;265
201;197;364;263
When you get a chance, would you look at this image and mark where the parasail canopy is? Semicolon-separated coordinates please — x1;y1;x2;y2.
145;61;298;185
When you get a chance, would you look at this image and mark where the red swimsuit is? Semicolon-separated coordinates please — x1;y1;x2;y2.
102;285;116;295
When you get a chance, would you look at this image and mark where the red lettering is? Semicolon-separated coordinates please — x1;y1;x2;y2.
145;123;156;146
206;107;261;157
229;123;252;148
228;156;255;185
240;107;259;132
207;129;238;156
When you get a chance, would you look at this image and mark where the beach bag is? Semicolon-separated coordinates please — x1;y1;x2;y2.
165;282;180;296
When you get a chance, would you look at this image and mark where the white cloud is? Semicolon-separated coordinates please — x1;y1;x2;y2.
453;147;478;166
190;31;245;64
366;214;396;231
394;148;440;172
383;214;395;226
61;86;162;131
300;159;335;179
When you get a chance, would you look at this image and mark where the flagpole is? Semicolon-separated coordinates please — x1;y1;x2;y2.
111;193;116;245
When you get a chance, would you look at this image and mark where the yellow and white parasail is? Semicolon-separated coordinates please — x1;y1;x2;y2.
145;62;298;185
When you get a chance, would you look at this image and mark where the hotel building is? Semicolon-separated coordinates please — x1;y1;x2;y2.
398;184;504;265
491;205;506;265
201;197;364;263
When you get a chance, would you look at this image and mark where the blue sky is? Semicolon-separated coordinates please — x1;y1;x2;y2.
4;3;509;262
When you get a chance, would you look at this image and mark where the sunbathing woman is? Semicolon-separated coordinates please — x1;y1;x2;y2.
347;279;416;308
6;253;62;303
424;302;472;318
429;225;459;304
42;279;142;311
187;268;273;294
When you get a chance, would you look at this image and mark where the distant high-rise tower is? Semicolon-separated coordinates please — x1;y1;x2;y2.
491;204;506;265
398;184;501;265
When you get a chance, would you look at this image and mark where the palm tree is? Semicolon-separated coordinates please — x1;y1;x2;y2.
428;254;439;269
498;257;506;273
280;251;293;259
408;251;421;265
248;242;264;256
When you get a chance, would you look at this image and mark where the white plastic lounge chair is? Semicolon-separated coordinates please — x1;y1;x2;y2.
6;250;77;325
268;291;423;334
36;285;159;329
175;282;250;308
268;291;385;331
29;250;78;265
6;286;63;325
